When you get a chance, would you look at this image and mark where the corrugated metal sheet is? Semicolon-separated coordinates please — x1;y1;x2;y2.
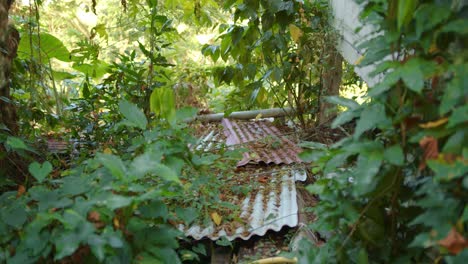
195;130;224;152
221;119;303;167
179;167;306;241
47;139;70;153
183;119;308;241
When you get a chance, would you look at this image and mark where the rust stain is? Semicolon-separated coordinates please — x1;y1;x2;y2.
221;119;303;167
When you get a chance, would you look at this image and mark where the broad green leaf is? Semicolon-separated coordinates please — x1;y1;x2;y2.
415;3;451;37
180;250;199;262
176;107;198;122
368;67;402;97
271;67;283;82
440;64;466;114
139;200;168;220
220;34;232;61
306;181;326;195
88;234;106;261
269;0;294;14
175;207;198;225
354;103;390;139
440;19;468;35
60;176;91;196
150;87;176;124
354;152;383;195
448;105;468;128
357;248;369;264
1;204;27;228
443;129;466;154
427;159;468;181
331;110;360;128
54;232;80;260
18;32;71;62
72;60;110;79
326;96;360;110
384;145;404;166
397;0;418;31
201;44;220;62
245;63;257;80
130;152;162;178
6;136;29;151
231;26;244;46
119;99;147;129
154;163;180;183
401;58;424;93
298;149;326;163
28;161;53;183
52;71;76;81
215;236;232;247
105;195;133;210
445;250;468;264
192;243;207;256
408;232;432;248
298;141;328;150
91;23;108;41
96;153;127;180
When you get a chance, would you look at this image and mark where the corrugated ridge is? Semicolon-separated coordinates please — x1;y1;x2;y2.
179;169;304;241
221;119;303;167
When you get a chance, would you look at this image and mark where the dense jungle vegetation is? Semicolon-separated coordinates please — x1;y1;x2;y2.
0;0;467;263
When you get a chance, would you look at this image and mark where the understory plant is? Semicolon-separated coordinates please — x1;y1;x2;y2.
0;99;241;262
299;0;467;263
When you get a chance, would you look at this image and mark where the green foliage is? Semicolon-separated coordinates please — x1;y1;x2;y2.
18;32;72;62
150;87;176;124
203;0;334;127
28;161;53;183
0;99;233;262
118;99;148;130
2;2;237;262
299;0;468;262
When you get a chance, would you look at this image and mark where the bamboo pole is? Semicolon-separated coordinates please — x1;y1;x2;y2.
186;107;293;122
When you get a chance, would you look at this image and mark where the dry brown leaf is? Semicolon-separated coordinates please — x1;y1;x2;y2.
16;185;26;198
419;117;448;128
88;211;100;222
354;55;364;65
113;217;120;229
103;147;113;154
211;212;222;226
258;175;268;183
289;24;303;43
419;136;439;170
438;227;468;255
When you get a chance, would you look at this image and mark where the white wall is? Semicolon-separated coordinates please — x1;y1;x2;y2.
328;0;380;86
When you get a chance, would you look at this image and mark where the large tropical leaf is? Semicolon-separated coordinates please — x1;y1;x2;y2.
18;32;71;62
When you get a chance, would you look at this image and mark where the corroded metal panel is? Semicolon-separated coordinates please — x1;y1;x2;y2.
221;119;303;166
179;168;306;241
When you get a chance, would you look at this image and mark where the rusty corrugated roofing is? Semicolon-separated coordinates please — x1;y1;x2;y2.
221;119;303;167
47;140;70;153
179;166;307;241
181;118;308;241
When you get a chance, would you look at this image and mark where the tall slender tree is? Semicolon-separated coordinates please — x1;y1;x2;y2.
1;0;21;182
0;0;19;135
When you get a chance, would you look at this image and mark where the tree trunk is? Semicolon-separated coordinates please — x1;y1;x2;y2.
0;0;19;134
319;43;342;124
1;0;21;182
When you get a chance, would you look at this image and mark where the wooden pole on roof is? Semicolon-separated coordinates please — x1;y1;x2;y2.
186;107;293;122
